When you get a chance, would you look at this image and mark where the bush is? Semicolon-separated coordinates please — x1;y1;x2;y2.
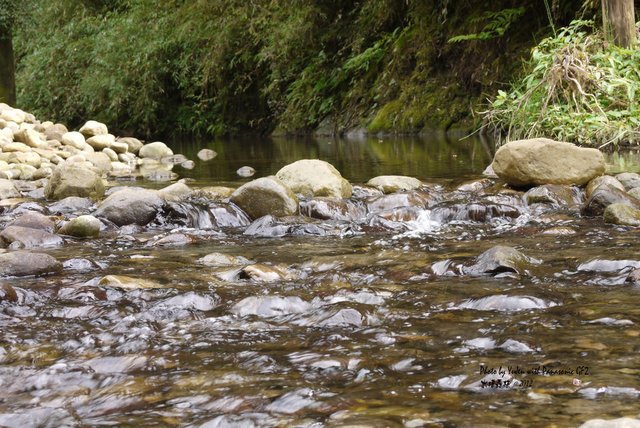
483;20;640;148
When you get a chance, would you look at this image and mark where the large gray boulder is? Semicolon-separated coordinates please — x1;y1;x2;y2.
94;188;164;226
0;251;62;277
139;142;173;160
615;172;640;191
230;176;298;219
276;159;352;198
44;164;105;200
491;138;605;187
586;175;625;199
79;120;108;138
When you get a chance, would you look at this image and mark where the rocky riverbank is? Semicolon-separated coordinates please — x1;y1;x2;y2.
2;104;640;280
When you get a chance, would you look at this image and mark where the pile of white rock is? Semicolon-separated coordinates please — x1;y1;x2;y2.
0;103;190;186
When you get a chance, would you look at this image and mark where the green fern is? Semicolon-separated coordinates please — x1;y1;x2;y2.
448;7;525;43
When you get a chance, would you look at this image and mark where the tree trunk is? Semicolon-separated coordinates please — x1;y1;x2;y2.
0;36;16;106
602;0;637;48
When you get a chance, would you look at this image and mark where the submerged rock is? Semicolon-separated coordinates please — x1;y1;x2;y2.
276;159;352;199
230;176;298;219
582;187;640;217
457;294;557;311
197;252;251;267
0;225;63;248
604;203;640;226
366;175;422;193
94;188;164;226
231;296;311;317
240;264;287;282
57;215;102;238
367;191;432;213
44;164;105;201
97;275;165;289
491;138;605;187
464;246;540;276
0;251;62;276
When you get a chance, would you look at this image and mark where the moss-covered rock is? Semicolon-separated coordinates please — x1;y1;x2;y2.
603;203;640;227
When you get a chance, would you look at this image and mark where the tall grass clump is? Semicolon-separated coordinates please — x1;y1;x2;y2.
483;20;640;148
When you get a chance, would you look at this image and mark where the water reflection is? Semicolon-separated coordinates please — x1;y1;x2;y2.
168;133;495;184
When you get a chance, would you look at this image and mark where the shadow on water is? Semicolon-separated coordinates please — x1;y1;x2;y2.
168;132;495;185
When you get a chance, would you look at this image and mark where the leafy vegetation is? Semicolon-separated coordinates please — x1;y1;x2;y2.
13;0;583;137
483;20;640;147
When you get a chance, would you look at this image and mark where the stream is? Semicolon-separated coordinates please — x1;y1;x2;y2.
1;134;640;427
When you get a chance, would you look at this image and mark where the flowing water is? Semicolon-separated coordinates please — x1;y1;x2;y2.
1;134;640;427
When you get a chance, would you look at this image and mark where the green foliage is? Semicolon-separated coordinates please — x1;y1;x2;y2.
484;20;640;147
448;7;525;43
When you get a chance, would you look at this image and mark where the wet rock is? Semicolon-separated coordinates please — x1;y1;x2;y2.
482;164;498;178
628;187;640;200
157;181;192;200
604;203;640;226
243;215;334;237
525;184;578;207
230;176;298;219
231;296;311;317
615;172;640;191
431;203;521;223
276;159;352;199
240;264;286;282
94;188;164;226
577;259;640;273
180;160;195;169
366;175;422;193
0;179;19;199
149;233;195;247
351;185;383;199
47;196;93;214
464;246;540;276
97;275;165;289
163;200;250;229
193;186;235;201
197;252;251;267
138;141;173;160
579;417;640;428
367;191;431;213
0;225;63;248
0;251;62;276
581;187;640;217
491;138;605;187
7;211;55;232
236;166;256;177
44;164;105;200
456;178;494;193
457;294;557;311
586;175;625;198
299;197;366;221
79;120;108;138
57;215;102;238
197;148;217;161
626;268;640;285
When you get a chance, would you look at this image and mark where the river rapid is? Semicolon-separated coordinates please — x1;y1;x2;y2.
1;134;640;427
